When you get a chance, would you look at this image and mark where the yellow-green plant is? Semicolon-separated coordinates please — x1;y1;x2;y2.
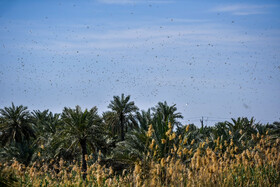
1;131;279;187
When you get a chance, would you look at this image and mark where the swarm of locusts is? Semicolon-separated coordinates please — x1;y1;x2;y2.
1;124;279;187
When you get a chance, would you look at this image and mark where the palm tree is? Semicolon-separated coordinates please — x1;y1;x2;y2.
152;101;183;129
133;109;152;131
227;117;256;135
268;121;280;141
0;140;36;165
271;121;280;134
112;128;149;164
60;106;102;179
0;103;35;146
103;111;120;137
209;117;258;153
32;110;59;136
32;110;62;163
108;94;138;141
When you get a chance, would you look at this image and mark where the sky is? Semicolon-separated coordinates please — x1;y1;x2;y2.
0;0;280;126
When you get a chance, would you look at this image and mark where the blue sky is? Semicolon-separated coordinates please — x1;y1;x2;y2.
0;0;279;125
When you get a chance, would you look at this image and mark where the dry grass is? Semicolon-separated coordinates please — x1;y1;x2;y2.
1;130;279;187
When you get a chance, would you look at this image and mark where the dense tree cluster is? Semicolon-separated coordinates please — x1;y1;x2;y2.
0;94;279;175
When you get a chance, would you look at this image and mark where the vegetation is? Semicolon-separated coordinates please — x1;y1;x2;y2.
0;94;279;186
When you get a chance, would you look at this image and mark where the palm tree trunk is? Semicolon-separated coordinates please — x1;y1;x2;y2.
120;114;124;141
80;138;87;180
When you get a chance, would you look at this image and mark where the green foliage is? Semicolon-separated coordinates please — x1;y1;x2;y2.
0;103;36;146
107;93;138;141
0;141;36;165
0;97;279;183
